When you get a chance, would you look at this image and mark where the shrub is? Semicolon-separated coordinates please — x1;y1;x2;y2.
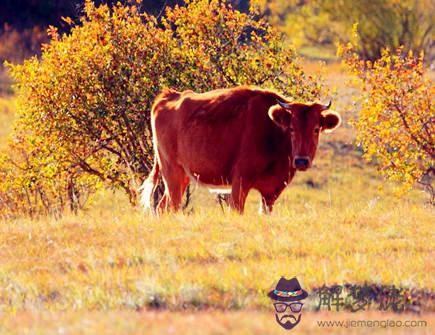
269;0;434;61
340;43;434;202
0;25;48;64
0;135;99;219
2;0;324;217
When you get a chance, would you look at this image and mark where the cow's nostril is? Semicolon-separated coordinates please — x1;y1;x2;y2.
295;158;309;167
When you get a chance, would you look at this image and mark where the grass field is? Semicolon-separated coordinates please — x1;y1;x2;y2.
0;63;433;334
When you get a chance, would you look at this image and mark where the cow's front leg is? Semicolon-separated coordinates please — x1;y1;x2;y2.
229;177;252;214
259;182;287;214
260;195;276;214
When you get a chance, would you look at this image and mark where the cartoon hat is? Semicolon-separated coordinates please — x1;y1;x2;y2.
268;277;308;302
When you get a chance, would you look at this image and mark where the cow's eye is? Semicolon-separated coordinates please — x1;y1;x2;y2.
314;128;320;134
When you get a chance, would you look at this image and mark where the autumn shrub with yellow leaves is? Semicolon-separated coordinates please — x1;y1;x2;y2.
1;0;324;218
340;43;434;202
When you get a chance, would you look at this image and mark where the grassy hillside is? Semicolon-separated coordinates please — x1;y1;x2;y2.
0;63;433;334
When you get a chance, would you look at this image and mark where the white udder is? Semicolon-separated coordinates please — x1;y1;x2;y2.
208;186;232;194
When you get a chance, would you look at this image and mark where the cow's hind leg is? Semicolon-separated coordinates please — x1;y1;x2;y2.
157;193;168;213
160;161;189;212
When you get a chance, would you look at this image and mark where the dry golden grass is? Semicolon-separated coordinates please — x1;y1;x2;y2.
1;150;432;313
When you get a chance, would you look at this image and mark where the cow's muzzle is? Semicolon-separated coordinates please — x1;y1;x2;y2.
293;156;310;170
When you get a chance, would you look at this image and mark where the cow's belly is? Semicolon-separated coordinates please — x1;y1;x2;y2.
186;174;231;195
184;166;232;186
177;123;241;185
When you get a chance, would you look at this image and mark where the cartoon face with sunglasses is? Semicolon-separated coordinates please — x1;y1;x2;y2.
268;277;308;330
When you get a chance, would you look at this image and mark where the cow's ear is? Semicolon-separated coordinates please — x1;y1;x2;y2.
320;111;341;133
268;104;291;130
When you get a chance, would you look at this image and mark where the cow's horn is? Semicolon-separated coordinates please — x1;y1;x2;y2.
277;99;291;109
323;100;332;110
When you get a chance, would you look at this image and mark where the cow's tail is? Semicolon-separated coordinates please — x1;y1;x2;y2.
140;156;160;213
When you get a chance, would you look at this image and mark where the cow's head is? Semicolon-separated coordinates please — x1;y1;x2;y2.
268;100;341;171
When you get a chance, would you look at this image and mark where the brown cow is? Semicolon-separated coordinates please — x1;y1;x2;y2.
141;86;341;213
